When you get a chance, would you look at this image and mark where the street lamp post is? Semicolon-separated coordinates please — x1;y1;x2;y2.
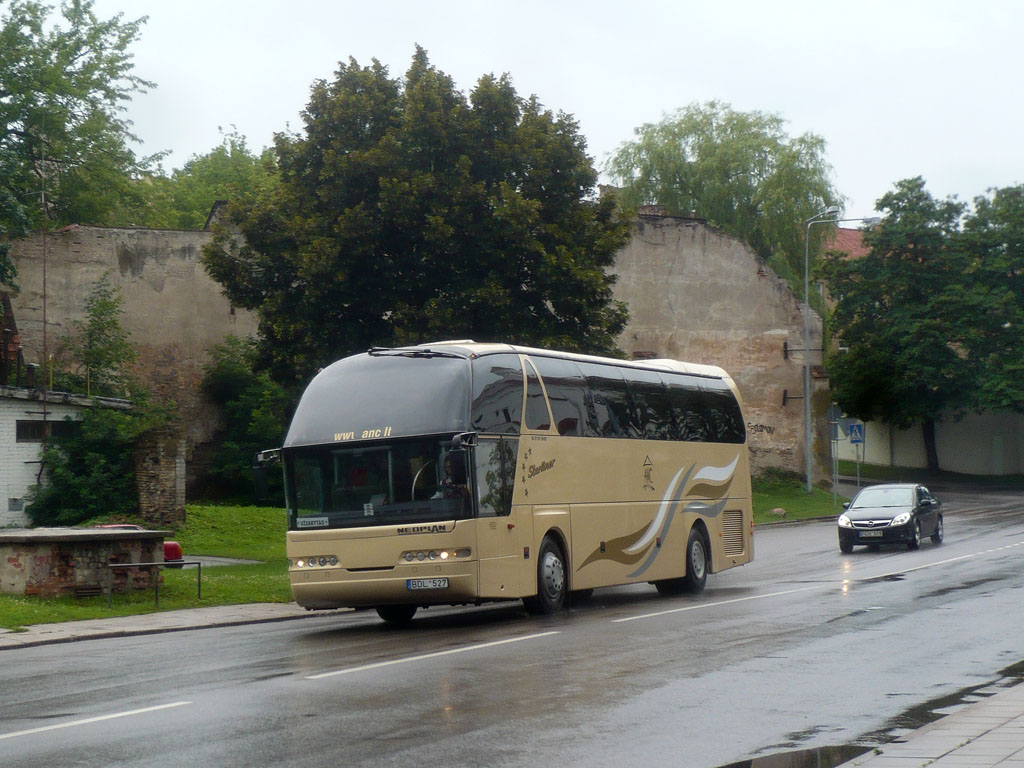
802;209;881;493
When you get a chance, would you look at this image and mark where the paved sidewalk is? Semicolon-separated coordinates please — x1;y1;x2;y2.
837;680;1024;767
0;602;345;650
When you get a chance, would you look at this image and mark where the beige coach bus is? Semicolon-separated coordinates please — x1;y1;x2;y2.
278;341;754;625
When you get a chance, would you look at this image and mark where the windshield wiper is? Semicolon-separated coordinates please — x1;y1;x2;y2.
368;347;464;359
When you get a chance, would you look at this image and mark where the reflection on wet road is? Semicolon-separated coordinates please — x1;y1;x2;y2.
1;489;1021;768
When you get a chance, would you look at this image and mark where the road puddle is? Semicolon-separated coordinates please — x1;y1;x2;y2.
714;745;868;767
713;662;1024;768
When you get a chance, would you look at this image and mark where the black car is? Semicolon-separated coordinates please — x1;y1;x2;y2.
837;483;943;553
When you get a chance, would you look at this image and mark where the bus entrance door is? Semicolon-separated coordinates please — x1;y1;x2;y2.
474;438;521;598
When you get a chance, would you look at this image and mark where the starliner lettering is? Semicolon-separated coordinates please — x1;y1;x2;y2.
398;524;451;535
528;459;556;478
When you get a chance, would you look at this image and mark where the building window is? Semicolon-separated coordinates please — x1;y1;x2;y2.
16;419;80;442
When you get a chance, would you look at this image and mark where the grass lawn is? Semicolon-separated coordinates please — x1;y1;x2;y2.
1;481;845;631
0;505;292;632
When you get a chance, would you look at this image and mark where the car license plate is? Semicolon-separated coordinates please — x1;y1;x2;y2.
407;577;449;591
859;530;883;538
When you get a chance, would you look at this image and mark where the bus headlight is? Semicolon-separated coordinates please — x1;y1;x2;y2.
292;556;340;569
401;549;471;563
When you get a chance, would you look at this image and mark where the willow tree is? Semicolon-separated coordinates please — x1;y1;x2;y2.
607;101;841;283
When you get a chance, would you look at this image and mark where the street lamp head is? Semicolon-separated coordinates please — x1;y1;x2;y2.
807;205;843;224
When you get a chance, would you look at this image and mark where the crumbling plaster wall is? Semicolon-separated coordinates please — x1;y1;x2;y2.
9;224;258;487
612;214;829;479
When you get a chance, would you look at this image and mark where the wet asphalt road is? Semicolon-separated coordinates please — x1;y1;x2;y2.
2;488;1022;767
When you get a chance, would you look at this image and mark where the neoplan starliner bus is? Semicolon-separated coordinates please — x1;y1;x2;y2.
277;341;754;625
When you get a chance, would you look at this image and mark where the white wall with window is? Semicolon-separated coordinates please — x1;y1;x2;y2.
0;389;92;527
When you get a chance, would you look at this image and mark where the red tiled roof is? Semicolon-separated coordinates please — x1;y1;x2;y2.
826;227;870;259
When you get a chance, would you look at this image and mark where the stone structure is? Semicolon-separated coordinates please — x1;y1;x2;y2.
6;207;828;497
8;213;259;497
0;527;165;597
611;211;829;480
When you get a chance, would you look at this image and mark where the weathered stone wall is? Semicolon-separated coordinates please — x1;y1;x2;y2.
611;213;829;480
0;529;163;597
134;425;187;528
9;223;259;489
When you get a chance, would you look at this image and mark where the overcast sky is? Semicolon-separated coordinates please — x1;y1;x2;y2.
90;0;1024;219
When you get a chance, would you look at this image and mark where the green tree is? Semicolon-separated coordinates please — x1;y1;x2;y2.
132;130;279;230
58;274;137;396
26;275;171;526
959;184;1024;414
203;48;631;384
26;404;168;526
607;101;841;284
821;177;972;470
0;0;156;285
199;336;290;502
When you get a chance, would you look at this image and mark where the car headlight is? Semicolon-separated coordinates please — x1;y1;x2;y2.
838;514;853;528
891;511;911;526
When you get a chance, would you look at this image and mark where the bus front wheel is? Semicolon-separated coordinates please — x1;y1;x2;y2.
376;605;417;626
524;536;567;614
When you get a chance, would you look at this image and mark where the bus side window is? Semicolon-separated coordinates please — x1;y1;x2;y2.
475;438;517;517
665;375;709;442
471;354;523;434
578;363;638;438
523;358;552;431
627;368;674;440
532;356;588;437
700;378;746;444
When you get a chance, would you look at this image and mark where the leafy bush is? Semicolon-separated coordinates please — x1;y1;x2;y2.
752;466;805;492
198;336;292;503
26;402;172;526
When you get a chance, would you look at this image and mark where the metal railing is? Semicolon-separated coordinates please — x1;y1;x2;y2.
104;560;203;608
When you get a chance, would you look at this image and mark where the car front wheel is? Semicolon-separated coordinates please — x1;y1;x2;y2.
908;520;921;550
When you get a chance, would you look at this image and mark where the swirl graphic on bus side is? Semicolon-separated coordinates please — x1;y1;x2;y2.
579;455;740;577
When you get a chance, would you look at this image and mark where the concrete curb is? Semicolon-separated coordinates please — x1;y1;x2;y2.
0;603;350;651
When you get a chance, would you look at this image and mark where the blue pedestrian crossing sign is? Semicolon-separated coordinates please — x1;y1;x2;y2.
849;423;865;444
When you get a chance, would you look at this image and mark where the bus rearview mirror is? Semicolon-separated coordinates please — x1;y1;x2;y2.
448;448;468;485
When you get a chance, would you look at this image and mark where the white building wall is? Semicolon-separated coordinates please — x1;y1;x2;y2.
0;396;88;527
835;411;1024;475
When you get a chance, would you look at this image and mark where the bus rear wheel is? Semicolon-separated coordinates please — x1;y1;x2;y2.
682;527;708;593
655;528;708;595
524;536;567;614
376;605;417;626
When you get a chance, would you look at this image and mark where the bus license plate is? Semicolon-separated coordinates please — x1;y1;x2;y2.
407;578;449;591
860;530;883;538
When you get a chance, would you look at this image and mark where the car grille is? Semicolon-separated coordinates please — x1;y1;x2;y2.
852;519;892;529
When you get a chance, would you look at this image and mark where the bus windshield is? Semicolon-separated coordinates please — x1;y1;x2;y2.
286;437;471;530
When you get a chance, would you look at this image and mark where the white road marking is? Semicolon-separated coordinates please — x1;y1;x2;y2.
614;538;1024;624
0;701;191;741
306;630;561;679
612;586;821;623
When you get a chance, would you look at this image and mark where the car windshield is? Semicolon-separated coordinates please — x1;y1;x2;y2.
850;487;914;509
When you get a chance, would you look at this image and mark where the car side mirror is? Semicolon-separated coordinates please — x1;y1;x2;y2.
842;502;850;509
448;448;468;485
